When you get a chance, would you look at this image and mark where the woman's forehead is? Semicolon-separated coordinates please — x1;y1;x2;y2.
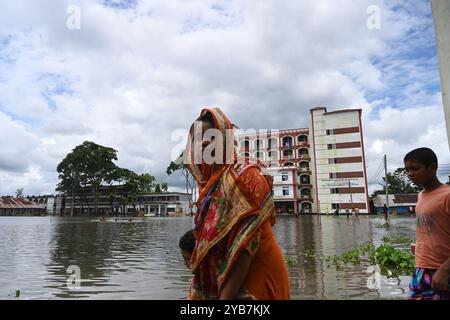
201;120;214;130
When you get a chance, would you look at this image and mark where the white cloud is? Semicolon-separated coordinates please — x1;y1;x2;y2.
0;0;448;196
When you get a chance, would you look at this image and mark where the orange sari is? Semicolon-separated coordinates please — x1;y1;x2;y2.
186;108;290;300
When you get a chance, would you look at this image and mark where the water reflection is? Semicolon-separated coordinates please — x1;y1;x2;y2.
0;215;415;299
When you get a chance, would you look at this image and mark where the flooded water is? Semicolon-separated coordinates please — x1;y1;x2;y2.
0;215;415;300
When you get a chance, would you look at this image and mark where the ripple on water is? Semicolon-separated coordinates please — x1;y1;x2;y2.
1;215;415;299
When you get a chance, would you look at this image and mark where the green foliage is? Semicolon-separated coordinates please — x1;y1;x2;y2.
16;188;24;198
371;167;421;198
373;244;415;277
325;238;415;277
167;152;196;207
375;222;391;228
284;256;298;267
56;141;158;215
381;235;414;245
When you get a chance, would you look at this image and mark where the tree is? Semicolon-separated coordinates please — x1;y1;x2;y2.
57;141;120;216
120;196;127;215
161;182;168;192
108;192;116;215
371;168;421;198
121;169;156;212
167;152;196;214
56;148;85;216
16;188;24;198
155;184;162;193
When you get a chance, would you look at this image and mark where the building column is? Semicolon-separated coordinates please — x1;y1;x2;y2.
158;204;161;216
432;0;450;149
292;168;298;214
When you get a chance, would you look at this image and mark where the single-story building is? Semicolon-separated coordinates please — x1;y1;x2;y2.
0;196;47;216
372;194;418;215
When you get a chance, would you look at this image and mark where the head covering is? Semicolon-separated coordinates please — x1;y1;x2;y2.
185;107;237;204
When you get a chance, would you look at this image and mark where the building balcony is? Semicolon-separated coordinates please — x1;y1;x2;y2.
297;155;311;161
295;142;310;149
299;183;312;188
274;195;296;200
280;144;294;150
299;195;313;202
273;179;293;185
298;168;311;175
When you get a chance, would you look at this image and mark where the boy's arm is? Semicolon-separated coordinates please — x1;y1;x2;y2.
431;258;450;291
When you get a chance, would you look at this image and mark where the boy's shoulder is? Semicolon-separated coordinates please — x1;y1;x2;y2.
438;184;450;196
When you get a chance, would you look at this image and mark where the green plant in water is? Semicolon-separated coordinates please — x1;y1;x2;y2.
285;256;298;267
381;235;414;245
375;222;390;228
326;241;414;278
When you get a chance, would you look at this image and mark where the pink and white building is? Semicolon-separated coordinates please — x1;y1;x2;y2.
236;106;370;214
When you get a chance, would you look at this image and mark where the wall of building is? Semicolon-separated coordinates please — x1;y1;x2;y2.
311;108;369;214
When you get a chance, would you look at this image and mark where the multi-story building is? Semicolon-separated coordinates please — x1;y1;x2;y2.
310;107;369;214
236;106;370;214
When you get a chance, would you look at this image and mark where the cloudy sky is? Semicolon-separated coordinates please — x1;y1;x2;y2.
0;0;449;196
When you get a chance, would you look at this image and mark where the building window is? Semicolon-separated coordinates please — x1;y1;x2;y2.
300;176;310;184
256;139;264;149
282;188;290;196
327;144;336;150
268;138;278;148
330;188;339;194
282;174;288;181
329;173;338;179
332;203;340;209
326;129;335;135
328;158;337;164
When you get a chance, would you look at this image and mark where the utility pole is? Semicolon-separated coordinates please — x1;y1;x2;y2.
348;179;353;208
384;154;389;220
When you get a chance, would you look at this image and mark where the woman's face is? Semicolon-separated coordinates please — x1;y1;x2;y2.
201;120;214;152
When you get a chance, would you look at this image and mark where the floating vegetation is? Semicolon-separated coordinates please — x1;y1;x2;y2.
284;250;317;266
325;238;415;277
375;222;391;228
381;235;414;245
284;256;298;267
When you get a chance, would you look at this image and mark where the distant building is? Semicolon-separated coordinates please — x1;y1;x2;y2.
26;195;64;215
310;107;369;214
236;106;369;214
372;194;418;214
0;196;46;216
62;185;192;216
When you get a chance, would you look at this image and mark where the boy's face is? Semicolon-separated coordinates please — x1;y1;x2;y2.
404;159;436;187
181;249;192;269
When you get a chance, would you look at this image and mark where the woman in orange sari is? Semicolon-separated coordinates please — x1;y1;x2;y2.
186;107;290;300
